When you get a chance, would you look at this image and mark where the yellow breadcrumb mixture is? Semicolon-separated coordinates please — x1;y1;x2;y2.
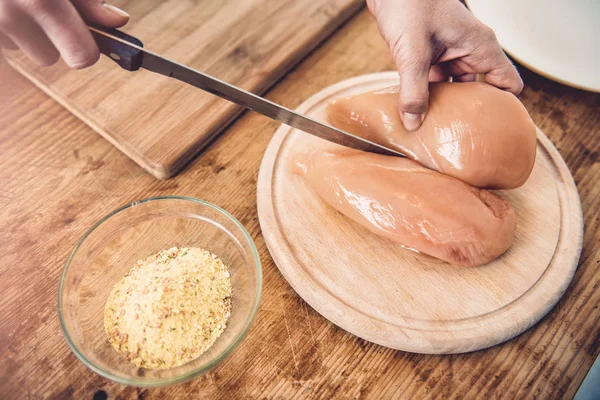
104;247;232;369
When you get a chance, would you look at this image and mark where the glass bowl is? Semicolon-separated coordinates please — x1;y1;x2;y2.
58;196;262;387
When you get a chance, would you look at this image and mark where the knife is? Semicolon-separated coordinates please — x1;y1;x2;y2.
88;25;405;158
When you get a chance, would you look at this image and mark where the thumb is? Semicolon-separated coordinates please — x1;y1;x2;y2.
395;51;431;132
71;0;130;28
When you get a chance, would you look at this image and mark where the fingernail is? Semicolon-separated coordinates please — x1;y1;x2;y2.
103;3;130;18
402;113;423;132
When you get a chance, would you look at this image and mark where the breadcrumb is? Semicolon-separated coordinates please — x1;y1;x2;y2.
104;247;232;369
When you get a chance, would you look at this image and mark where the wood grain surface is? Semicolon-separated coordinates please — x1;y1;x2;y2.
1;8;599;400
257;72;583;354
5;0;363;180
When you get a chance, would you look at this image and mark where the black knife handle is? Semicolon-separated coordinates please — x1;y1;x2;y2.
88;24;144;71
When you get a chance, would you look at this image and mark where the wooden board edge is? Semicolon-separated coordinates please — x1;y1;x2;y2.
5;56;175;180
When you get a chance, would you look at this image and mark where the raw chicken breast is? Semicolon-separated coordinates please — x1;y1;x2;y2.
292;150;516;267
327;82;537;189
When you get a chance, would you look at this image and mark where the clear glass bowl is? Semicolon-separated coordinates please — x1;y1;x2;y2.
58;196;262;387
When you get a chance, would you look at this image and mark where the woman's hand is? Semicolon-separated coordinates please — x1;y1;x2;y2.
367;0;523;131
0;0;129;69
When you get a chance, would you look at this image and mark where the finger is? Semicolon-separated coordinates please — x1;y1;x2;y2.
466;26;524;95
0;32;18;50
366;0;377;14
394;43;432;131
0;7;60;66
428;64;449;82
435;59;473;78
484;58;524;95
71;0;130;28
25;0;99;69
455;73;478;82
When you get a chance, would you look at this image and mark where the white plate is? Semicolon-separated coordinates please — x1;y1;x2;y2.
466;0;600;92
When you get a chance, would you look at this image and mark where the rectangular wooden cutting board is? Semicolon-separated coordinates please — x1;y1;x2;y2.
6;0;364;179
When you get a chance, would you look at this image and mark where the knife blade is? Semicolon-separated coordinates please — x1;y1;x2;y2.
88;25;406;158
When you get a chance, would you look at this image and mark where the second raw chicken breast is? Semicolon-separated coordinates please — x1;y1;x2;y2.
292;150;516;267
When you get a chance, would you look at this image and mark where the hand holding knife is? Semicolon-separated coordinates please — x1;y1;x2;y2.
88;24;405;158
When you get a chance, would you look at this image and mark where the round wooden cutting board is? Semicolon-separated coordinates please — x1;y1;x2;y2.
257;72;583;354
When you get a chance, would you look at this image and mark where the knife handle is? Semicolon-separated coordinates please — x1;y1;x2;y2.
88;24;144;71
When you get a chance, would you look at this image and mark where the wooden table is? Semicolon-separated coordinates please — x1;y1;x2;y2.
1;9;599;399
